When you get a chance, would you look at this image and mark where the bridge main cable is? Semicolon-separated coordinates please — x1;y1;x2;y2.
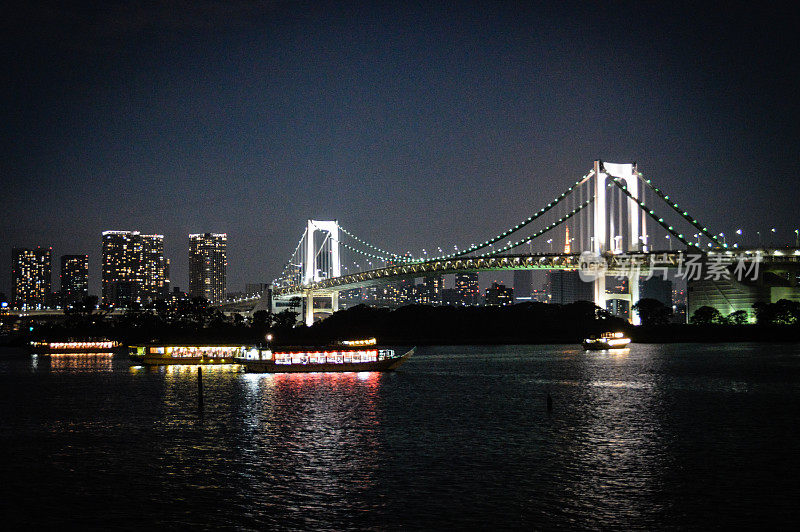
451;170;595;259
607;176;698;249
635;170;725;248
479;197;593;256
338;225;411;262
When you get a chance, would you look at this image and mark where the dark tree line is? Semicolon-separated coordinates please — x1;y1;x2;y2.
275;301;629;345
24;296;300;345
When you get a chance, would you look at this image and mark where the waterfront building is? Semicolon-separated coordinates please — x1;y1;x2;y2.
338;287;362;309
455;272;480;306
485;282;514;306
102;231;171;307
530;289;549;303
246;283;270;297
640;277;673;308
189;233;227;305
361;285;380;304
11;247;52;309
417;275;444;305
398;278;414;305
441;288;459;306
102;231;143;307
688;270;800;323
548;270;593;305
166;286;189;307
140;235;170;303
672;287;687;323
60;254;89;307
606;299;630;320
513;270;533;302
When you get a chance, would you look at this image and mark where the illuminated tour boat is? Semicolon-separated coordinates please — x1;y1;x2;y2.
238;338;415;373
582;332;631;351
30;340;120;354
129;345;247;365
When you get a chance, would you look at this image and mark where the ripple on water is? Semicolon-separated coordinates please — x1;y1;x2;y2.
1;343;799;529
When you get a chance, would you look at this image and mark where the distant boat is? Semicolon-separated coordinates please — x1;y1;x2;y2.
31;340;119;354
237;338;414;373
582;332;631;351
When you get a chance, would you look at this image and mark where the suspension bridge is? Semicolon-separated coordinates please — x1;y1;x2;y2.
227;160;798;325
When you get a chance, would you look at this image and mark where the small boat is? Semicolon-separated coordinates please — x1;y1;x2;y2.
238;338;414;373
31;340;119;354
582;332;631;350
129;344;247;365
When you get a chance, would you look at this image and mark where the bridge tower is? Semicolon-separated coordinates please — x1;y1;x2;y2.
302;220;341;326
592;160;645;324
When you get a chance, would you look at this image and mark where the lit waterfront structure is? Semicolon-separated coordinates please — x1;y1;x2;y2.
12;247;52;309
102;231;143;307
60;254;88;307
485;281;514;306
189;233;227;305
140;234;170;302
688;273;800;323
455;272;480;306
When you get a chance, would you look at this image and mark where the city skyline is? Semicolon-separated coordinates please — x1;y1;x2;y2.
3;2;800;298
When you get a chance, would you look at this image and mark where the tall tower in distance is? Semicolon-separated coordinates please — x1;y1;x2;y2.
102;230;172;307
102;231;143;307
455;272;480;306
189;233;227;305
60;254;89;308
12;247;52;309
564;226;571;254
140;234;170;302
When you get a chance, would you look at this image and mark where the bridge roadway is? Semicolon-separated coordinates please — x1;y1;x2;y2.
272;248;796;297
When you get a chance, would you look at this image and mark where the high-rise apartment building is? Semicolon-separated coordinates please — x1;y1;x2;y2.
418;276;444;304
140;234;170;302
12;247;52;309
102;231;170;307
189;233;227;305
455;272;480;306
102;231;143;307
60;254;89;307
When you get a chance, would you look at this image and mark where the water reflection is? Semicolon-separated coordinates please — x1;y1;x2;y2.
42;352;115;372
232;372;386;524
554;345;670;526
5;344;797;529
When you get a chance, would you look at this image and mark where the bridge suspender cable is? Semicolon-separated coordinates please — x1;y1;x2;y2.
478;198;593;256
450;170;596;259
274;228;308;286
338;225;409;262
635;171;725;248
606;177;698;249
339;240;396;262
337;170;597;264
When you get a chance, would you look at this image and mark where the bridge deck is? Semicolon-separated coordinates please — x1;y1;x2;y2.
272;249;794;296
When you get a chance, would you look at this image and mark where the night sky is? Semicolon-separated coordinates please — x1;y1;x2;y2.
3;1;799;297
